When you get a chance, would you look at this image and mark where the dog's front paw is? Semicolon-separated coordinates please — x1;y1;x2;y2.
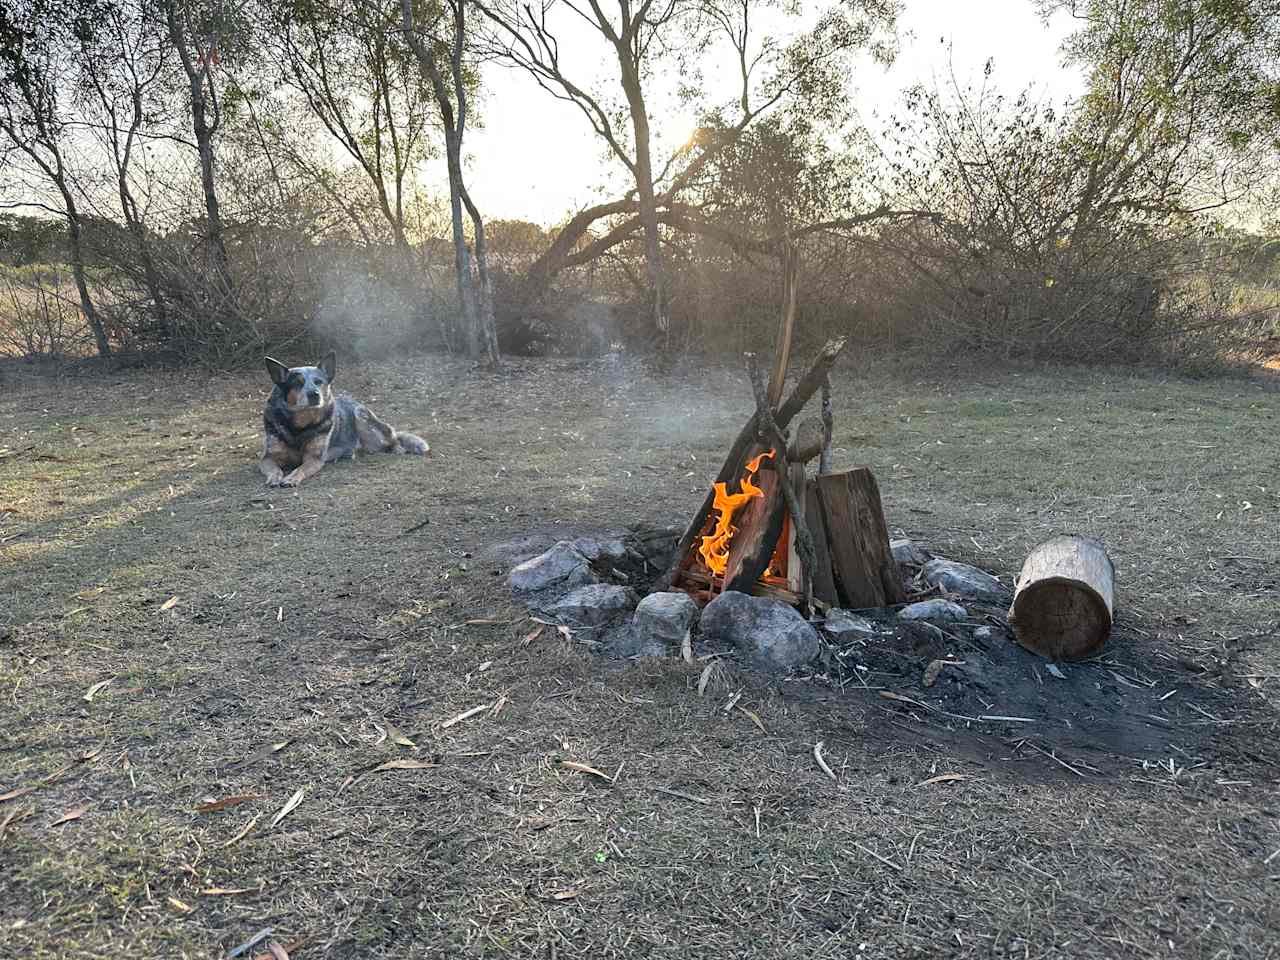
278;470;303;487
264;472;285;487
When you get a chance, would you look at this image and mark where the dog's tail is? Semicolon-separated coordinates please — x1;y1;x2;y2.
357;406;430;456
393;431;430;456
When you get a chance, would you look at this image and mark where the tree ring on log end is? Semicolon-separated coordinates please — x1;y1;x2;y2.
1010;577;1111;660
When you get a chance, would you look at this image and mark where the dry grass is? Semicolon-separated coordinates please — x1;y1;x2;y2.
0;353;1277;959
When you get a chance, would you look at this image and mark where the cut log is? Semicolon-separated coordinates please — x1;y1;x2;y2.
814;468;904;608
1009;535;1115;660
804;479;839;605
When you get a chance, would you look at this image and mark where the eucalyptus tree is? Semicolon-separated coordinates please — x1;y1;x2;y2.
477;0;899;330
0;0;113;355
398;0;500;366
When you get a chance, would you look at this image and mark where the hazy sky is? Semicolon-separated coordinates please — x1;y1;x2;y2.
457;0;1086;226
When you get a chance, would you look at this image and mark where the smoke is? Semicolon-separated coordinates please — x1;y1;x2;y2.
311;251;434;360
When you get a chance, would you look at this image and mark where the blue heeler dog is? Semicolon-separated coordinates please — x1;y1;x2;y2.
260;352;429;487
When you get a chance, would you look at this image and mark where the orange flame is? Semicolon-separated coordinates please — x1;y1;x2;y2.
698;449;775;577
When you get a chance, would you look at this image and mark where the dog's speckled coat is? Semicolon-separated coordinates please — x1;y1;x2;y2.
259;352;429;487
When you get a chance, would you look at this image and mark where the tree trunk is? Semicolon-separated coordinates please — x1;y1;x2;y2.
63;192;111;357
118;170;169;337
405;0;499;368
462;187;501;367
1009;535;1115;660
191;90;228;281
165;0;230;287
618;57;666;332
443;132;479;356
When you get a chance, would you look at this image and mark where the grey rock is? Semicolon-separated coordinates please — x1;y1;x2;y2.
484;534;558;568
632;592;700;649
571;535;628;563
606;624;672;659
543;583;639;627
509;541;596;598
972;626;997;641
921;559;1009;604
898;599;968;623
823;609;880;640
701;590;820;674
890;538;932;567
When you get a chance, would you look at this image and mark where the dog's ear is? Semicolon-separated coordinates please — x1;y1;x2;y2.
319;350;337;382
264;357;290;386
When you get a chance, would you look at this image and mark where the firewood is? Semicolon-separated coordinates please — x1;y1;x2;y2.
804;480;839;605
722;445;787;593
819;377;833;475
814;469;904;608
657;337;848;591
767;243;799;407
746;353;817;609
1009;535;1115;660
787;417;826;463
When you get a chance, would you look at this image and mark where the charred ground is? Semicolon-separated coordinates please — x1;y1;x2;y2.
1;354;1277;958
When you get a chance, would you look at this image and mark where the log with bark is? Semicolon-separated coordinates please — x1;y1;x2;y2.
1008;535;1115;660
811;469;905;608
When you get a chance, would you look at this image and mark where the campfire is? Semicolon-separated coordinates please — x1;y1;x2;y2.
594;248;893;613
505;250;1117;677
657;333;904;616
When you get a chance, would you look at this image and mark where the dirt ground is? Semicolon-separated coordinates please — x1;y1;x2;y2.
1;352;1277;959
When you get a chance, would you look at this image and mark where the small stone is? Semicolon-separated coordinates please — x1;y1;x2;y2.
898;599;967;623
922;659;954;687
509;541;596;598
973;626;996;640
701;591;820;674
571;536;627;563
921;559;1009;604
542;583;639;627
1045;663;1067;680
822;609;880;640
890;539;932;567
632;592;700;649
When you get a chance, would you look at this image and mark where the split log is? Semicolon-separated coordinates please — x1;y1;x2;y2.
1009;535;1115;660
657;337;848;591
785;461;809;594
813;469;904;608
804;480;839;605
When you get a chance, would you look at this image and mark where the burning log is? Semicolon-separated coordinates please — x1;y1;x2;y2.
1009;535;1115;660
746;353;818;607
656;337;848;592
